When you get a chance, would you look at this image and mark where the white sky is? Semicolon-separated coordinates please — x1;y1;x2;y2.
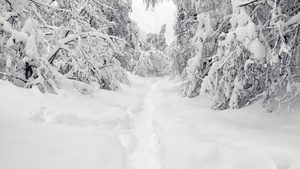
129;0;176;45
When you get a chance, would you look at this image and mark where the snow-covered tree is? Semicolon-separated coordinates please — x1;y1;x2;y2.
166;0;229;97
103;0;144;72
134;50;169;77
201;0;300;111
144;0;300;112
0;0;132;94
145;24;168;52
132;23;169;77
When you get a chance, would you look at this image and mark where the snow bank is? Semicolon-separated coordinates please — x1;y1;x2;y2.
152;79;300;169
0;78;135;169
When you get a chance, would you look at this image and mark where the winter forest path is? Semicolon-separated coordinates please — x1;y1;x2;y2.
118;76;300;169
117;79;163;169
1;76;300;169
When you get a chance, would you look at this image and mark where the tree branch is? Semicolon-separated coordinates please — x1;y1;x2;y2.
238;0;260;7
4;0;12;10
0;72;27;83
29;0;71;12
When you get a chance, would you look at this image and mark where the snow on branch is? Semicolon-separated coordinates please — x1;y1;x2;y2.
284;12;300;27
91;0;116;10
47;31;127;64
0;72;27;83
30;2;47;26
238;0;260;7
29;0;71;12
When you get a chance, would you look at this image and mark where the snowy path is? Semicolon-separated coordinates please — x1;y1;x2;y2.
115;79;163;169
124;81;162;169
1;75;300;169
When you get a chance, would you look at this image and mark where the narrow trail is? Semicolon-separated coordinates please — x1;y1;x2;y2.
117;80;163;169
1;75;300;169
115;77;300;169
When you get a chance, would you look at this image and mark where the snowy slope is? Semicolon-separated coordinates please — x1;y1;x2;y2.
1;74;300;169
153;79;300;169
0;78;139;169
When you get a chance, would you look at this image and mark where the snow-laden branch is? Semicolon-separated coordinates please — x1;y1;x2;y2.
0;72;27;83
238;0;260;7
91;0;116;10
47;31;128;64
30;2;47;25
47;34;77;63
210;15;232;38
0;17;13;33
284;12;300;27
29;0;71;12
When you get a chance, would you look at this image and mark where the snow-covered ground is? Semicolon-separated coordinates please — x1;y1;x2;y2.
1;74;300;169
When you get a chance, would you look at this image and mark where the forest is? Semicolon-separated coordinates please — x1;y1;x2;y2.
1;0;300;169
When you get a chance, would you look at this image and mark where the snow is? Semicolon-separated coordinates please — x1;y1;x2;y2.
195;14;214;42
247;38;266;63
1;74;300;169
284;12;300;27
232;20;257;44
50;1;58;8
229;76;244;109
235;26;248;42
6;31;28;47
5;54;12;68
237;10;251;27
22;18;35;35
0;79;131;169
6;0;27;13
153;79;300;169
245;21;257;40
0;17;13;33
25;30;39;58
221;31;235;47
270;51;279;65
279;43;291;55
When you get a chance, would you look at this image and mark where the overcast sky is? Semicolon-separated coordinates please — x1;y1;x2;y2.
129;0;176;45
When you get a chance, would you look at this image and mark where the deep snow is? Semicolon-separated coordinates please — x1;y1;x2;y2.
0;74;300;169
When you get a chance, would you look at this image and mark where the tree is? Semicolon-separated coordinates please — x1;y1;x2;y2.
0;0;131;94
144;0;300;112
134;50;169;77
104;0;143;72
145;24;167;52
131;22;169;77
201;0;300;111
169;0;230;97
